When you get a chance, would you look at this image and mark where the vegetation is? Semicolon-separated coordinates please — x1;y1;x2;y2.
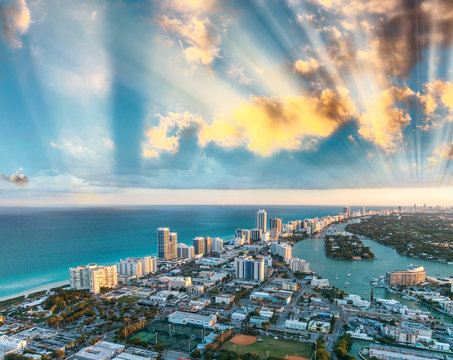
333;334;357;360
325;234;374;260
0;296;25;309
346;212;453;261
314;338;331;360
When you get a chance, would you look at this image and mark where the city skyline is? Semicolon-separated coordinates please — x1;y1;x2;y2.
1;0;453;205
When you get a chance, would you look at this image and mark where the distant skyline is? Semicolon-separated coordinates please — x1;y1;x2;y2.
1;0;453;204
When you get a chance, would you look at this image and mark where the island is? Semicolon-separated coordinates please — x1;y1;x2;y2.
325;232;375;260
346;212;453;262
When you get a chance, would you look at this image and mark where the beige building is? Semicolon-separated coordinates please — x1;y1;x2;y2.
385;266;426;286
70;264;118;294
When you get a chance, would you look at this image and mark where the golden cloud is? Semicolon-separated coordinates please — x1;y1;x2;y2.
143;111;203;158
157;15;220;67
0;0;31;48
357;87;414;152
199;87;357;156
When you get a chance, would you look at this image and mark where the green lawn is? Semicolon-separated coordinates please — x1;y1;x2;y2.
221;336;313;358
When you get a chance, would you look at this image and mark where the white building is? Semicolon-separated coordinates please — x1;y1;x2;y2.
117;257;156;279
177;244;195;259
168;311;217;328
74;341;125;360
235;256;265;281
170;277;192;289
215;294;235;305
261;231;270;243
285;319;308;330
277;243;292;260
287;258;310;273
310;278;330;288
212;238;224;252
256;209;267;232
70;264;118;294
231;311;247;321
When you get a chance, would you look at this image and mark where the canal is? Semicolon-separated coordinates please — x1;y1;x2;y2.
292;225;453;324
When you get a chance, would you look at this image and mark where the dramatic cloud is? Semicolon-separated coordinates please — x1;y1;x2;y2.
143;111;203;158
357;87;414;152
0;0;31;48
294;58;321;75
157;15;220;68
1;168;28;187
199;88;357;156
421;80;453;118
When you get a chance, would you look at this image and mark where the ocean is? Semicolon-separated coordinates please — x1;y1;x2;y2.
0;205;348;297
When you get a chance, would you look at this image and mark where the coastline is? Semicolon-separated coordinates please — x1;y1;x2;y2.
0;280;69;302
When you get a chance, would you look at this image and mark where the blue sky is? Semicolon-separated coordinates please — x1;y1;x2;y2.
1;0;453;205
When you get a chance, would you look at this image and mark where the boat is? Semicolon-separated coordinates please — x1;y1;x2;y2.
347;273;351;277
435;272;440;275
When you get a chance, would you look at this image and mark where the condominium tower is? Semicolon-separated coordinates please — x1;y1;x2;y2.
157;227;177;260
256;209;267;232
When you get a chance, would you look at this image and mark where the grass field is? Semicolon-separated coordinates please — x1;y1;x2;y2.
221;336;313;358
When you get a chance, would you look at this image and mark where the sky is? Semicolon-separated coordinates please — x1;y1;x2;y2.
0;0;453;205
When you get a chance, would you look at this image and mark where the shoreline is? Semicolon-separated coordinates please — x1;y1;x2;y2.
0;280;70;302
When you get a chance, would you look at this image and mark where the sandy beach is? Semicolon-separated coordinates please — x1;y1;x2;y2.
0;280;70;302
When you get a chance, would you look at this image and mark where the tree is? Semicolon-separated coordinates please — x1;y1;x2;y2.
153;343;165;351
53;350;65;359
190;350;201;358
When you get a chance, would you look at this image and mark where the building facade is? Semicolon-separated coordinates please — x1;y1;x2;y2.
157;228;177;260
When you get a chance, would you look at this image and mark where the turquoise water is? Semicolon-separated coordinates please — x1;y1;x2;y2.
293;228;453;323
0;205;345;297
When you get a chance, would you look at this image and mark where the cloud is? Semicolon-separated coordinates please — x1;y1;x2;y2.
226;66;251;85
294;58;322;76
421;80;453;116
432;140;453;160
199;87;357;156
162;0;218;14
357;87;414;152
1;168;28;187
0;0;31;48
157;15;220;68
143;111;203;158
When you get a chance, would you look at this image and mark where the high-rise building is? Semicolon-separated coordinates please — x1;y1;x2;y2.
193;237;205;255
204;236;213;255
157;227;177;260
118;256;157;278
277;243;292;260
343;206;351;218
287;258;310;273
385;266;426;286
256;209;267;232
250;228;262;241
234;256;265;281
235;229;250;244
177;243;195;259
212;237;223;252
70;264;118;294
270;218;282;235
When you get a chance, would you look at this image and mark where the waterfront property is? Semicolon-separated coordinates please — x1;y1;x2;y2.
365;345;446;360
385;266;427;286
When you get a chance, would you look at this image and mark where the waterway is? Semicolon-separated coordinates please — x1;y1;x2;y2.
293;223;453;324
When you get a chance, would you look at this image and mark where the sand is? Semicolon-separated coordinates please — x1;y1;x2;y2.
0;280;70;302
229;334;257;345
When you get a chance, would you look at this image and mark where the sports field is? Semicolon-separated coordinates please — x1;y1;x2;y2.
221;335;313;358
130;320;208;352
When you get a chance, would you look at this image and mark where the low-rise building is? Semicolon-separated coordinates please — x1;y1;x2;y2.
215;294;235;305
168;311;217;329
308;320;331;333
74;341;125;360
285;319;308;330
